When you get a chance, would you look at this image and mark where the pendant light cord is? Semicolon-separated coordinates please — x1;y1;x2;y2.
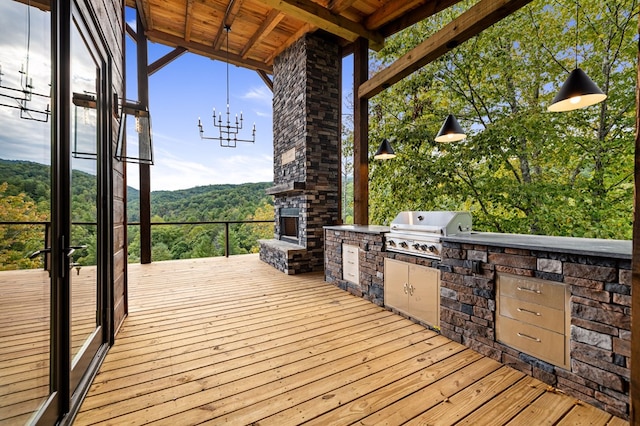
225;25;230;109
574;0;579;69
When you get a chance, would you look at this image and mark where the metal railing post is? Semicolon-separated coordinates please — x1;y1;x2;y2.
225;222;230;258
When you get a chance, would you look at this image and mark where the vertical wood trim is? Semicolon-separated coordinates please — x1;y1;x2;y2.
337;46;343;225
630;15;640;423
137;11;152;264
353;37;369;225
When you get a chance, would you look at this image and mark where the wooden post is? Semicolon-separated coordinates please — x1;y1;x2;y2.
137;11;152;264
630;14;640;423
353;37;369;225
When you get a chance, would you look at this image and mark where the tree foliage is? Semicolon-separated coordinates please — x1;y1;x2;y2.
368;0;636;239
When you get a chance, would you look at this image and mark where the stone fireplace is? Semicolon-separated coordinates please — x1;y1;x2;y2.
259;33;341;274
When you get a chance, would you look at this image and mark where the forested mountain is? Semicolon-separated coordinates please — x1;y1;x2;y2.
0;159;274;269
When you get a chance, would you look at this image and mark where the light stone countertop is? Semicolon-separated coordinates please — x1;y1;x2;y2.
443;232;632;260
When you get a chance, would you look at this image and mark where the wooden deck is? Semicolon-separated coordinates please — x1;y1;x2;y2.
0;266;98;424
61;255;627;425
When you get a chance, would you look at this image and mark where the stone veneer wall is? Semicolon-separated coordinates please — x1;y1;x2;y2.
439;240;631;419
324;229;386;305
260;33;340;274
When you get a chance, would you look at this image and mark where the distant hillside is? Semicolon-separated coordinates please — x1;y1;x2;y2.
1;159;275;266
127;182;273;223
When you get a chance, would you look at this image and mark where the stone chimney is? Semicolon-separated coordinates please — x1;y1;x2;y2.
259;33;340;274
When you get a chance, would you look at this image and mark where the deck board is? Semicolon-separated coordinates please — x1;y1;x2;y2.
2;254;624;425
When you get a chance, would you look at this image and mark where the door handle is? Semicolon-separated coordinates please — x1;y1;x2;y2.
67;245;87;257
28;247;51;259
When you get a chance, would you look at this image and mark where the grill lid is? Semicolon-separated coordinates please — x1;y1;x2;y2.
389;211;472;236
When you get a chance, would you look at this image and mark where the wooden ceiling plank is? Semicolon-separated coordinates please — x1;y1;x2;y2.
213;0;246;50
145;29;273;73
380;0;464;37
257;0;384;50
328;0;358;14
241;10;285;59
358;0;533;100
184;0;195;42
135;0;153;32
266;23;315;65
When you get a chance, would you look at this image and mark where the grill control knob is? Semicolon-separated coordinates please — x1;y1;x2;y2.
400;242;408;248
412;243;420;250
388;240;396;247
428;245;438;253
420;244;428;251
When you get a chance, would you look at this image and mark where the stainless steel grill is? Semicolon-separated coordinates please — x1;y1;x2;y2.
384;211;472;260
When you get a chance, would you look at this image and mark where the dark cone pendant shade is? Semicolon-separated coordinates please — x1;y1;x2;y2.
548;68;607;112
374;138;396;160
435;114;466;143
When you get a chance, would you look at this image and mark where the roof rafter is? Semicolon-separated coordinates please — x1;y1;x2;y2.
135;0;153;32
213;0;246;50
241;9;285;59
256;0;384;50
359;0;533;100
365;0;433;30
380;0;464;37
184;0;195;42
145;29;273;73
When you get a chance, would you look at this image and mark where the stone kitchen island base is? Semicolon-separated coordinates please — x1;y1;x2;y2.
324;225;632;419
441;232;631;419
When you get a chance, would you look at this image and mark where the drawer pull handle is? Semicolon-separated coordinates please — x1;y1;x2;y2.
403;283;409;294
517;286;541;294
347;261;355;264
408;284;415;296
517;332;541;342
517;307;541;316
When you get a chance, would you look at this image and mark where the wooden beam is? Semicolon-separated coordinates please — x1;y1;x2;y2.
148;47;188;76
353;37;369;225
257;70;274;92
135;0;153;32
213;0;246;50
359;0;533;100
379;0;463;36
256;0;384;50
365;0;432;30
184;0;195;42
136;11;152;264
241;10;284;59
630;14;640;424
145;29;273;73
126;23;137;41
327;0;357;14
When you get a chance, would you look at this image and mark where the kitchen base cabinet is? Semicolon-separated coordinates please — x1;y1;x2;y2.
384;258;440;328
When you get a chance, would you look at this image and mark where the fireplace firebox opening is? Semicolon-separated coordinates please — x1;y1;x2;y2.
279;207;300;244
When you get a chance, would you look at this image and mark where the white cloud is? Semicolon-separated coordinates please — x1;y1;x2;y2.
242;86;272;104
127;149;273;191
255;110;271;118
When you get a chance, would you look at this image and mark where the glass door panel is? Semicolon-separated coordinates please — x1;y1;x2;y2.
69;14;102;386
0;1;52;424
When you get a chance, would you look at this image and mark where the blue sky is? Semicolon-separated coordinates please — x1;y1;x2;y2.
125;8;354;191
0;3;353;192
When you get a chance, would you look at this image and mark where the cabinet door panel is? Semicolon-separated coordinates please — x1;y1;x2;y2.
409;265;439;327
384;259;409;314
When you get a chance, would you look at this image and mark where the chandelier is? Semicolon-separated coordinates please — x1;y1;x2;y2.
198;25;255;147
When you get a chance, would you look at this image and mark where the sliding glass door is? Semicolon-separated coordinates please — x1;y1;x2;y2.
0;1;109;423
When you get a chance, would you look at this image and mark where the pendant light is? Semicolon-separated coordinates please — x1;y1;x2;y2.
374;138;396;160
435;114;466;142
548;1;606;112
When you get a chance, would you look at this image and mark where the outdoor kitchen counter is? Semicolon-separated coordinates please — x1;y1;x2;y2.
324;224;389;234
438;231;632;419
443;231;631;259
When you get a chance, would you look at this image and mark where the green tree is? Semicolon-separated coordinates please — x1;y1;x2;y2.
369;0;636;239
0;183;49;270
